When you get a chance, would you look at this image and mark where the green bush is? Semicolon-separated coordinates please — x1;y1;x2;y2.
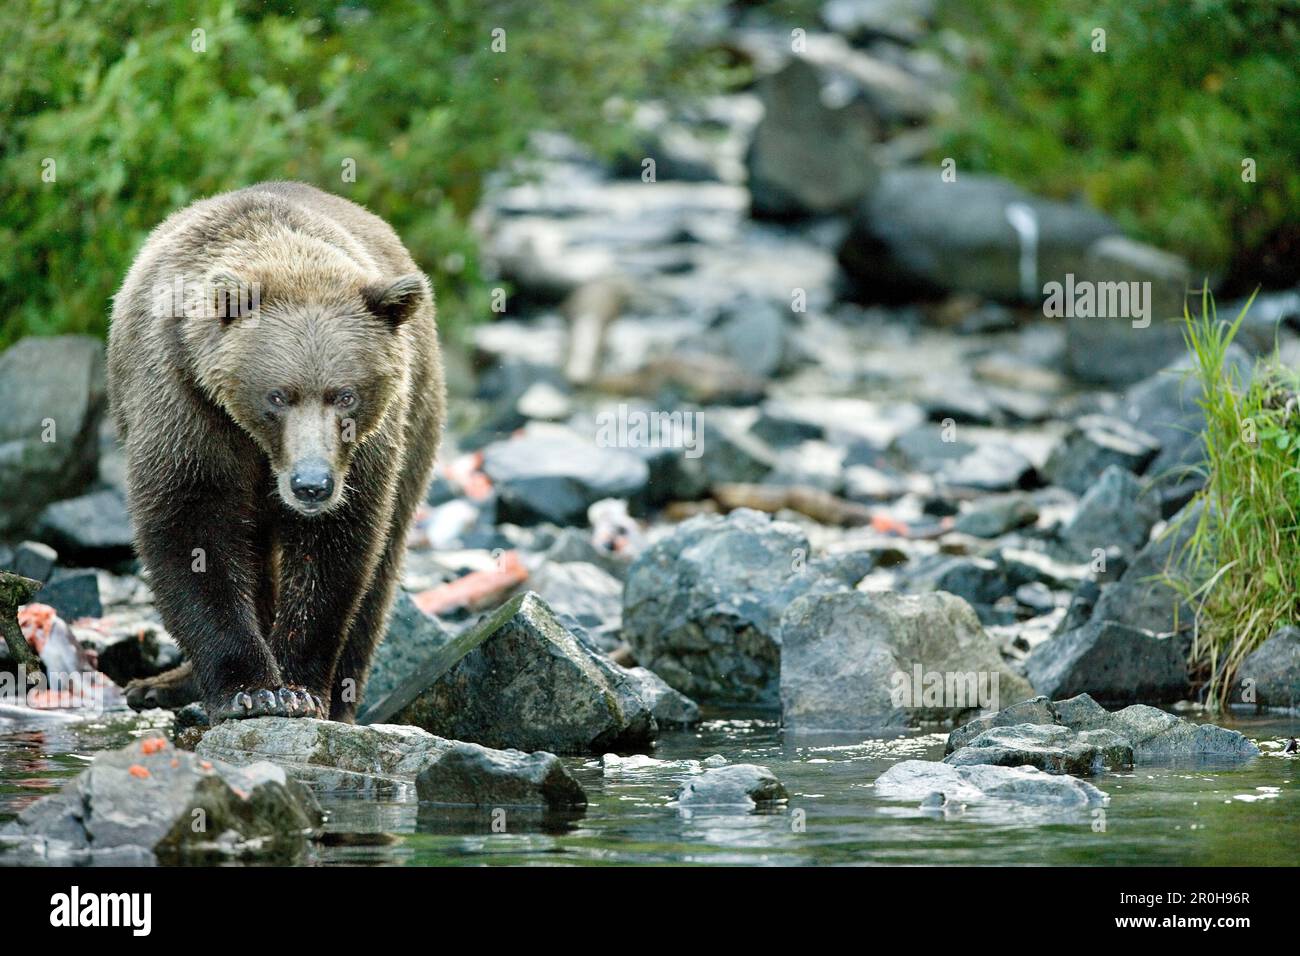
0;0;723;347
935;0;1300;284
1169;288;1299;709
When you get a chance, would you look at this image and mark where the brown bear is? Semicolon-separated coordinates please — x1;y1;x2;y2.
107;181;444;723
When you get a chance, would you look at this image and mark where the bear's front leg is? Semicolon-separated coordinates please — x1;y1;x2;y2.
128;460;299;722
269;456;394;717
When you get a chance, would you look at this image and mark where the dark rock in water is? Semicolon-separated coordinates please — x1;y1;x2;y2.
37;569;103;621
360;592;656;754
837;169;1119;303
415;743;587;808
1059;464;1159;560
944;695;1057;754
624;666;701;727
1024;619;1189;705
364;590;455;714
1043;415;1160;495
1;735;321;863
1232;626;1300;713
95;625;182;687
480;425;649;526
675;764;788;808
779;590;1034;731
0;335;107;535
953;493;1038;538
1064;236;1194;386
949;692;1259;762
623;508;843;705
10;541;57;583
873;760;1107;807
197;716;587;807
943;723;1134;775
1089;499;1201;635
746;57;879;218
1051;693;1259;759
33;489;135;564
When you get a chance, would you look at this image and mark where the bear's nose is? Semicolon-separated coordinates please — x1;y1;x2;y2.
289;460;335;504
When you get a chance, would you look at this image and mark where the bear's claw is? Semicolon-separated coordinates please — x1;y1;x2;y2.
212;685;325;722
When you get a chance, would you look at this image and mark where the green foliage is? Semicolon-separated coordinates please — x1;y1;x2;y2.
1169;287;1300;708
935;0;1300;280
0;0;723;346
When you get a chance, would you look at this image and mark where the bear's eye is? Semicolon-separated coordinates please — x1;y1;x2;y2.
335;389;357;410
267;389;288;409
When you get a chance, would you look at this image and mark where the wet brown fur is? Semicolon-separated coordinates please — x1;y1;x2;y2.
108;182;444;721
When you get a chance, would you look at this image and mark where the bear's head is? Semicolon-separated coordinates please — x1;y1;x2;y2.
184;269;428;517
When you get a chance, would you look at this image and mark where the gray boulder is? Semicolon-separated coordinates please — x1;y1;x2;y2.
197;717;586;808
952;492;1038;538
1043;415;1160;495
359;591;656;754
873;760;1107;807
362;589;455;712
1052;693;1259;759
943;723;1134;775
0;336;106;535
943;694;1057;754
838;169;1119;302
1065;236;1194;386
2;735;321;863
1233;626;1300;712
625;665;701;727
675;764;788;808
1059;464;1159;559
747;57;878;218
527;560;624;648
33;489;134;564
623;508;841;705
481;424;649;526
779;590;1035;730
1024;619;1189;705
1089;499;1202;635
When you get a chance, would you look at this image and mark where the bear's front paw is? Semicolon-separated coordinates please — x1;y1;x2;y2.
211;685;326;722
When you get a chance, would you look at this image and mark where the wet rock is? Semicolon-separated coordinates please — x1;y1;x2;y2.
414;744;587;808
838;169;1119;303
623;508;841;705
0;335;107;535
35;570;103;621
1233;626;1300;712
360;592;656;754
9;541;57;583
364;590;455;714
1052;694;1259;759
779;590;1035;730
943;723;1133;775
944;695;1057;754
746;57;878;218
481;424;649;526
1024;619;1189;705
1042;415;1160;495
1059;464;1159;559
197;716;587;807
675;764;787;808
873;759;1107;807
901;554;1010;612
2;735;321;863
624;665;701;727
33;489;134;565
1065;237;1193;386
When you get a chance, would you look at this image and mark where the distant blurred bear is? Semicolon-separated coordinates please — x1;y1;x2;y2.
107;182;444;723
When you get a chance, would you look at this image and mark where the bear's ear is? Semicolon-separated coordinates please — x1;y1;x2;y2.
361;273;428;329
208;270;258;325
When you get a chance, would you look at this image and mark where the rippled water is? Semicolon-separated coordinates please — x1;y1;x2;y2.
2;709;1297;866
